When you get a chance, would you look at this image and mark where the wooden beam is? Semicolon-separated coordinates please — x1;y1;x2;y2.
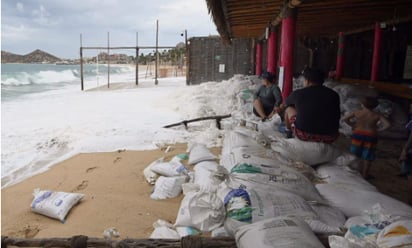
339;78;412;100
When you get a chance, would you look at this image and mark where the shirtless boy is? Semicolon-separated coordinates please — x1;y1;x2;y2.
342;97;391;179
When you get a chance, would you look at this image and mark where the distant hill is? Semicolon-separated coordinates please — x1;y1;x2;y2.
1;49;61;63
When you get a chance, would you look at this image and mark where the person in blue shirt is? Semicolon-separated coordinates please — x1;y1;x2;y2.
253;71;282;121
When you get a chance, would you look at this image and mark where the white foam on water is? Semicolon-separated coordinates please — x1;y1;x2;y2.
1;72;254;188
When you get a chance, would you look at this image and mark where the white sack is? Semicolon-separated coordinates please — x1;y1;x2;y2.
150;160;188;177
174;191;225;232
150;176;188;200
316;183;412;218
150;219;180;239
188;143;217;165
211;226;230;237
316;164;377;191
193;161;224;192
312;204;347;230
31;188;84;222
143;157;164;185
235;216;325;248
270;138;342;165
328;235;378;248
376;220;412;248
225;162;324;203
223;188;341;235
229;146;317;180
221;130;266;156
175;226;201;237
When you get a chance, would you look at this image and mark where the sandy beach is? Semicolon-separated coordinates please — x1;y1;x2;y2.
2;135;410;240
1;143;220;239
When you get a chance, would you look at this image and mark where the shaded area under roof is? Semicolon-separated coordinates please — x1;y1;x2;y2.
206;0;412;43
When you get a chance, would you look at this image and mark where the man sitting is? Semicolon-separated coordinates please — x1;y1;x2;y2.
283;67;341;143
253;71;283;121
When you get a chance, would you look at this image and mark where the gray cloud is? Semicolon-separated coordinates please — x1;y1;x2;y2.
1;0;217;59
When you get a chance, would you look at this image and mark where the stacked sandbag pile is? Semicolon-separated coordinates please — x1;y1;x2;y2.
145;75;412;247
316;161;412;247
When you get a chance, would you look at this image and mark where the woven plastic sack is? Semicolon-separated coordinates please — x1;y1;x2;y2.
31;188;84;222
235;216;325;248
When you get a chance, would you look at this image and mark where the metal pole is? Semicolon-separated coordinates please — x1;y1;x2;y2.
107;32;110;88
336;32;345;79
80;33;84;91
155;20;159;85
185;29;189;85
136;32;139;86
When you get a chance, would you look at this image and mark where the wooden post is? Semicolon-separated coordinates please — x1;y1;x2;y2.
107;32;110;88
256;41;263;76
80;34;84;91
336;32;344;79
155;20;159;85
371;22;382;82
267;28;277;74
279;7;297;100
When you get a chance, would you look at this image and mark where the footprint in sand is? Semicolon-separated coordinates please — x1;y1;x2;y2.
86;166;98;173
113;157;121;163
75;180;88;191
17;225;40;238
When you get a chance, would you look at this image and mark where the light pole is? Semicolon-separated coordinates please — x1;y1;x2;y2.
181;29;188;85
155;20;159;85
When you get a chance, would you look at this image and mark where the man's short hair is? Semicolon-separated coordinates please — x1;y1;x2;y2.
302;67;325;85
261;71;275;83
361;97;379;110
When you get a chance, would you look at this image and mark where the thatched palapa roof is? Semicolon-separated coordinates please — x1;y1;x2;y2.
206;0;412;43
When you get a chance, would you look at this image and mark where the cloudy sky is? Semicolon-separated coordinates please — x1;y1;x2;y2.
1;0;218;59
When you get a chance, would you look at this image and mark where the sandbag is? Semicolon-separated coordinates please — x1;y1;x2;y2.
235;216;325;248
311;204;347;230
223;188;341;235
174;191;225;232
316;183;412;218
328;235;378;248
150;219;180;239
193;161;224;192
143;157;163;185
150;176;188;200
316;164;377;191
376;220;412;247
270;138;342;165
31;188;84;222
226;146;316;180
188;143;217;165
221;129;267;156
150;160;188;177
225;162;325;203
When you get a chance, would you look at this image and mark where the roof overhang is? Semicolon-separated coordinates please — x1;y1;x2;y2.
206;0;412;44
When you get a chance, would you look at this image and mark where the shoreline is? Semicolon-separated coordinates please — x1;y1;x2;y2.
1;144;221;239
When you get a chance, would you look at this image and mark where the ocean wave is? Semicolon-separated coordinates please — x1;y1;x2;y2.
1;69;79;86
1;65;133;86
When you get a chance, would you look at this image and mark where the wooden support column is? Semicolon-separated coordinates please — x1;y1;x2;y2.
371;22;382;82
266;29;277;74
256;42;263;76
279;7;297;100
336;32;344;79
